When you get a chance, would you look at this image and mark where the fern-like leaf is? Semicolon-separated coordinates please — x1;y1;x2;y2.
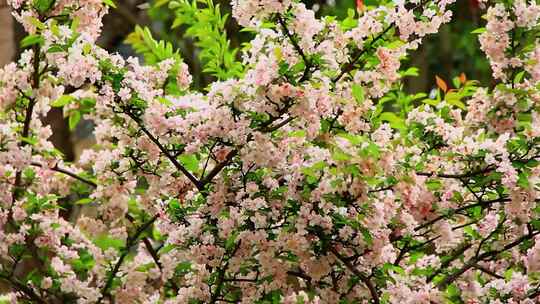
125;25;181;65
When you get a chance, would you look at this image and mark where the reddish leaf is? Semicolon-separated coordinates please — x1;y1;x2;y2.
435;75;448;93
356;0;364;11
459;72;467;84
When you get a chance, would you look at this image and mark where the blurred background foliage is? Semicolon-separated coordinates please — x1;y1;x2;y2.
115;0;491;92
0;0;493;160
91;0;493;92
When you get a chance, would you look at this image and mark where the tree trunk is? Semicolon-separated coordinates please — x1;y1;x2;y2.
0;0;15;67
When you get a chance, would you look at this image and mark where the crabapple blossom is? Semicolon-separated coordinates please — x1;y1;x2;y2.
1;0;540;303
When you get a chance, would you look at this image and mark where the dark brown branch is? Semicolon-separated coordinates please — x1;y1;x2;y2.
437;231;540;288
427;243;472;283
287;270;312;283
277;15;311;82
97;215;158;303
329;246;379;304
12;44;41;201
200;113;295;187
333;25;393;83
6;44;49;294
124;214;179;291
200;149;238;187
528;285;540;299
30;162;97;187
474;264;504;279
209;241;241;303
31;162;167;288
414;197;510;232
259;116;296;133
416;165;495;179
0;273;47;304
124;110;203;191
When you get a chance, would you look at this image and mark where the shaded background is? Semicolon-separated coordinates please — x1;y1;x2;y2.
0;0;491;159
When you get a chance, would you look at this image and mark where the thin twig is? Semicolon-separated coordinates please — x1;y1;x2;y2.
30;162;97;187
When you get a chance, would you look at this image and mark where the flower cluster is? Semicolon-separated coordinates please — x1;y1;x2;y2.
1;0;540;303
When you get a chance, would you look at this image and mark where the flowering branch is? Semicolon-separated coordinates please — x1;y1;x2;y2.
0;273;47;304
333;24;393;83
30;162;97;187
2;0;540;302
98;214;159;303
122;106;204;190
437;230;540;288
329;246;380;304
414;197;512;232
416;165;496;179
12;43;42;201
209;241;241;303
277;15;312;82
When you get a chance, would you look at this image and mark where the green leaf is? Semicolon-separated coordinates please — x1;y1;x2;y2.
94;235;125;251
225;230;239;251
135;262;155;272
469;206;482;220
75;198;93;205
360;227;373;246
386;40;406;50
154;0;168;7
425;179;442;191
23;167;36;180
50;20;60;36
175;261;192;274
517;172;530;188
400;67;419;77
80;97;96;109
340;8;358;30
51;95;74;107
471;27;486;34
332;149;352;161
21;136;38;146
71;249;95;273
82;43;92;55
178;154;199;172
422;98;440;106
531;219;540;230
157;97;173;107
446;284;461;300
162;0;243;80
71;16;80;32
28;17;46;30
47;45;65;53
514;71;525;84
69;111;81;130
464;226;481;239
289;130;306;137
125;26;180;65
102;0;117;7
33;0;55;14
452;77;461;89
504;269;513;281
445;92;466;110
379;112;406;130
352;84;365;104
337;133;365;145
20;34;44;48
